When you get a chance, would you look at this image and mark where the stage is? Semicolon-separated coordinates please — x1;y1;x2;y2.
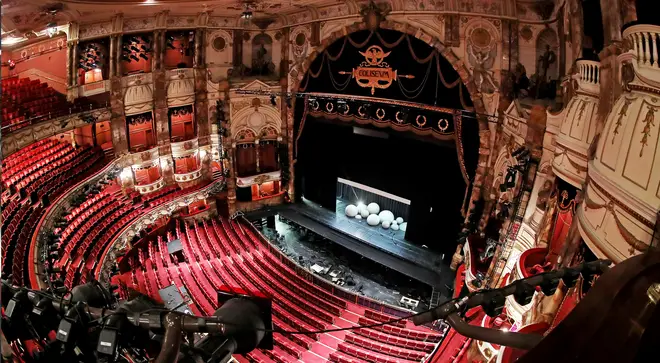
245;199;455;289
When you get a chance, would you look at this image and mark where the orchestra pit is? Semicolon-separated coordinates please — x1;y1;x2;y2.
1;1;658;363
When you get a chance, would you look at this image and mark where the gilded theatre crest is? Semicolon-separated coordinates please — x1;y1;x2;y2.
339;45;413;95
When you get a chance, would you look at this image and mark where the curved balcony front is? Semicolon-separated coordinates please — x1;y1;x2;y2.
134;178;165;194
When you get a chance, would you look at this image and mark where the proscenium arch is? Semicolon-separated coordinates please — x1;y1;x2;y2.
287;19;491;225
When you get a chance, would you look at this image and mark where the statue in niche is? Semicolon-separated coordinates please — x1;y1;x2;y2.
536;180;553;210
251;33;275;76
535;45;556;98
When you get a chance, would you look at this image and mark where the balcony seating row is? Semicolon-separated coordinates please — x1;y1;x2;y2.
1;77;97;131
1;142;106;286
109;216;441;363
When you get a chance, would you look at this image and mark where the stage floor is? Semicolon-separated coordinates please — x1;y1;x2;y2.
246;199;454;289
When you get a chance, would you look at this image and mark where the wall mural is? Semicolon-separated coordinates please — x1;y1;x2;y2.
465;24;499;94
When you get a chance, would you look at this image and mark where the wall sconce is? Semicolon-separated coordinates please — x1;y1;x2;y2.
277;136;283;142
254;139;260;145
46;23;58;38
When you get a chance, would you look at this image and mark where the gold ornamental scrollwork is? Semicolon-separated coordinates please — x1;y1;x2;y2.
395;111;405;123
311;100;320;111
325;102;334;113
376;108;386;120
358;105;368;117
416;115;427;127
438;118;449;132
338;45;414;95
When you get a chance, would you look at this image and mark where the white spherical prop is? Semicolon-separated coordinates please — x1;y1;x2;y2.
355;214;362;220
367;214;381;226
396;217;404;224
367;203;380;215
391;221;398;228
378;210;395;224
360;208;370;218
382;221;391;229
391;223;400;231
345;204;358;217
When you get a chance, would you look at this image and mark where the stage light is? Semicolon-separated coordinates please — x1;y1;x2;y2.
502;328;509;333
540;275;561;296
513;281;535;305
482;291;505;317
561;267;581;288
270;94;277;106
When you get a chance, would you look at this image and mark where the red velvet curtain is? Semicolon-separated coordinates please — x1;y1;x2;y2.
236;144;257;177
259;142;278;172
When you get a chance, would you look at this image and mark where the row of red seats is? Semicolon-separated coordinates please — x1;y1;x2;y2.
66;193;109;221
3;143;71;187
2;139;58;169
337;341;419;363
235;220;438;362
16;147;94;194
112;216;439;363
2;76;98;132
354;328;436;353
345;333;427;361
2;144;105;286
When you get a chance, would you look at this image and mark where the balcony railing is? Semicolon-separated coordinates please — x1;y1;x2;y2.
575;60;601;95
624;24;660;71
1;101;109;135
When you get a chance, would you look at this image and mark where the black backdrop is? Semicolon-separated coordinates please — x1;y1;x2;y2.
294;28;479;255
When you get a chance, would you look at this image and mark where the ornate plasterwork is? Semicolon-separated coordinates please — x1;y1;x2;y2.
123;17;155;33
166;69;195;107
2;108;112;157
171;138;199;158
174;168;203;182
124;84;154;116
229;80;282;141
79;21;113;39
578;36;660;262
135;178;166;194
130;146;161;166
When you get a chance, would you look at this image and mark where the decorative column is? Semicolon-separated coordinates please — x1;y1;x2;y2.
500;19;519;87
67;40;80;101
280;28;292;200
115;34;123;77
109;70;128;156
194;28;211;148
226;143;237;215
255;140;261;174
109;35;117;78
152;29;170;152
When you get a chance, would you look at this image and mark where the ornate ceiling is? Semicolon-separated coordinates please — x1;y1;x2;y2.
1;0;558;45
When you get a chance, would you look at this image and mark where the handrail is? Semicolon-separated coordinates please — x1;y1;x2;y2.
29;160;120;290
1;101;109;134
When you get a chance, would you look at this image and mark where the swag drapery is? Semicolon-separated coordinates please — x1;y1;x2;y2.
293;29;480;213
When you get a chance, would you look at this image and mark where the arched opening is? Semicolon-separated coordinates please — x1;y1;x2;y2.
293;28;480;257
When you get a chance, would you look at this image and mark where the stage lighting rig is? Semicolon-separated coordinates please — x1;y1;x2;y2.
413;259;611;350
